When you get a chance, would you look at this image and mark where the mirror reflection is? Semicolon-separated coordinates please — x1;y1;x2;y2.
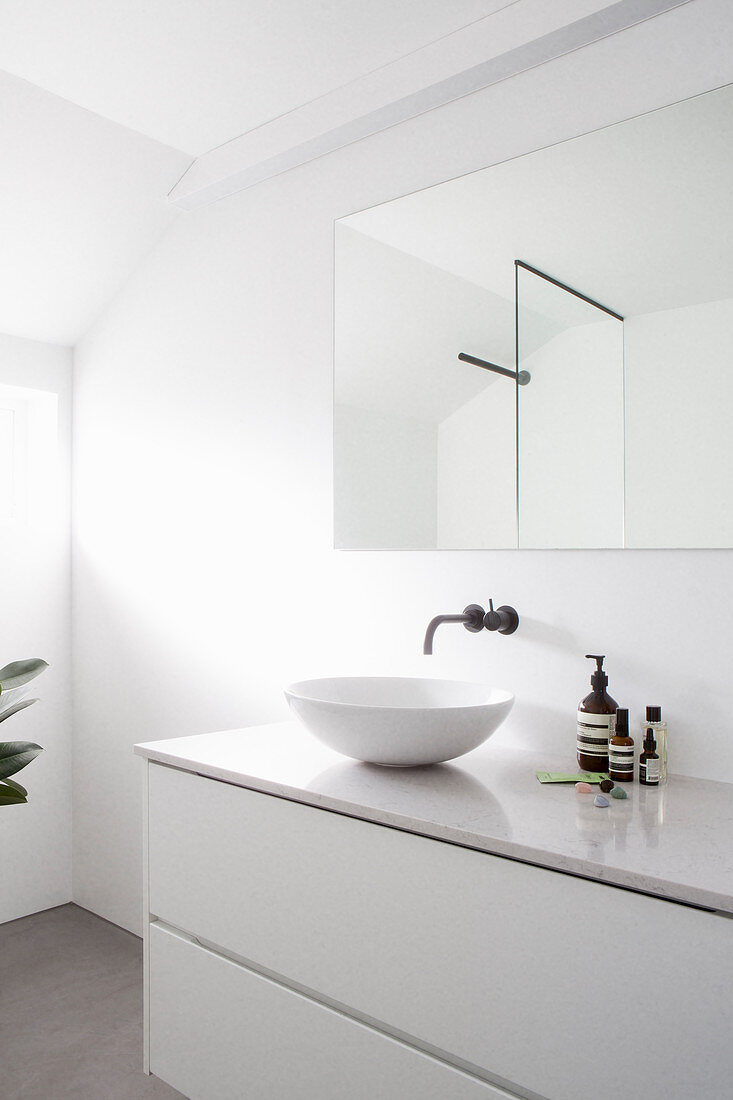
517;263;624;549
334;83;733;549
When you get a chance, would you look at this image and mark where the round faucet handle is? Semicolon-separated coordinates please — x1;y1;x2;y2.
484;603;519;635
483;600;502;631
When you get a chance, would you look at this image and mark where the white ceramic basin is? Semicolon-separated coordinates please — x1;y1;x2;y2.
284;677;514;766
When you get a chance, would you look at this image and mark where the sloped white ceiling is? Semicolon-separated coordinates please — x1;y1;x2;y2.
0;70;190;345
0;0;703;344
0;0;530;344
0;0;506;155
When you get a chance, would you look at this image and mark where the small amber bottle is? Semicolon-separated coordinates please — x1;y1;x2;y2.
639;728;660;786
609;708;634;782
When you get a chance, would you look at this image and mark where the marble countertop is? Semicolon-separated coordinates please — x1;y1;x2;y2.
135;722;733;914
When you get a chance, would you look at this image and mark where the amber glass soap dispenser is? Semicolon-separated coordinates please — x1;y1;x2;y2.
577;654;619;772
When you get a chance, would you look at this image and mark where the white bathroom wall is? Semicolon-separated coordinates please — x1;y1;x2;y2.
72;0;733;933
0;332;72;924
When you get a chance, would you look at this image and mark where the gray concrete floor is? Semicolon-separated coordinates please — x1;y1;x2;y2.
1;902;185;1099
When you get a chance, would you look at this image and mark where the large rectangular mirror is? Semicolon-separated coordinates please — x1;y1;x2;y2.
334;83;733;549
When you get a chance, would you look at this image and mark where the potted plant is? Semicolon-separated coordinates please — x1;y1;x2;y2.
0;658;48;805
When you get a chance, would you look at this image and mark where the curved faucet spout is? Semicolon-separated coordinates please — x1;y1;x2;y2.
423;605;485;654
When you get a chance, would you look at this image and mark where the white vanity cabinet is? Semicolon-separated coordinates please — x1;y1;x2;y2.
142;757;733;1100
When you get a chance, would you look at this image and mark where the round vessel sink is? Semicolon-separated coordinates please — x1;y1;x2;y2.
284;677;514;767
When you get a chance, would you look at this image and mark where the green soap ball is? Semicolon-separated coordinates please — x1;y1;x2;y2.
611;786;628;799
599;779;614;793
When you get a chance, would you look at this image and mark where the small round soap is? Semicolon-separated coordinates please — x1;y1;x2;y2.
594;794;610;807
599;779;614;793
611;786;628;799
575;782;593;793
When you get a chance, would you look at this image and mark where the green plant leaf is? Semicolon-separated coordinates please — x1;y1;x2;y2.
0;659;48;694
0;781;28;805
1;776;28;796
0;741;44;779
0;685;32;718
0;698;37;725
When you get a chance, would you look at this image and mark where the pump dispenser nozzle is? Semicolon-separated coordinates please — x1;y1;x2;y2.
585;654;608;691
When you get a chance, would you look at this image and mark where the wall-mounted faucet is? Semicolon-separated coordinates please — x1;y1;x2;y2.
423;600;519;654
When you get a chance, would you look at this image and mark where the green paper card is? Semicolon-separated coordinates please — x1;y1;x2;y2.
536;771;609;784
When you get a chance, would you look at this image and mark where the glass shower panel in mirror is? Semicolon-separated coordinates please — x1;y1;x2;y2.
516;262;624;548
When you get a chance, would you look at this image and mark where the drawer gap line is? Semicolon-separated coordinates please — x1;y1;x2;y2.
151;918;548;1100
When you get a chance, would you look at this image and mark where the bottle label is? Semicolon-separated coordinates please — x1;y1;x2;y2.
577;710;613;759
640;758;660;784
609;743;634;776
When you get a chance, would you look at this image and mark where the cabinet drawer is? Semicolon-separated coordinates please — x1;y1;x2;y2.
150;922;507;1100
148;763;733;1100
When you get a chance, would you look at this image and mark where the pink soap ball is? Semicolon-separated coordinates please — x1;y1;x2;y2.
575;782;593;793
